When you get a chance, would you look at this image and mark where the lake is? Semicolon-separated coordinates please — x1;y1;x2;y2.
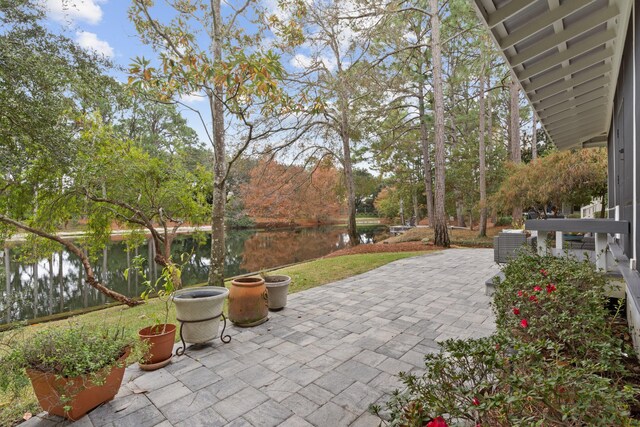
0;226;386;324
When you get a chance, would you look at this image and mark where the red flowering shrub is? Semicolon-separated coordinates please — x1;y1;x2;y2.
377;252;637;426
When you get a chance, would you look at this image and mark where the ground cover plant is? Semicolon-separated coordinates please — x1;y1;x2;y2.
376;251;640;426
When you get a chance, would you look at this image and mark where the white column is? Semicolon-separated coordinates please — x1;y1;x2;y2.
555;231;563;251
595;232;608;271
537;231;549;255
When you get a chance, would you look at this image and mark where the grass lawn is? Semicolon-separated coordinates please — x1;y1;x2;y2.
0;250;429;425
386;225;507;247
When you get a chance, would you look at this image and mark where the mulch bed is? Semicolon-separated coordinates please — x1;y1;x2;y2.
324;241;439;258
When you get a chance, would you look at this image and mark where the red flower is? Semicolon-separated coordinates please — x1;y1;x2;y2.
520;318;529;328
529;295;538;303
472;397;480;406
517;290;524;297
533;285;542;292
546;283;556;294
426;416;448;427
540;268;547;276
512;307;520;315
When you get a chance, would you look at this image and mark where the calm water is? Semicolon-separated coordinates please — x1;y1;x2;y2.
0;226;385;324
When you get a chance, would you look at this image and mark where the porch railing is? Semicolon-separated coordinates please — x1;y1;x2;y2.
525;219;629;271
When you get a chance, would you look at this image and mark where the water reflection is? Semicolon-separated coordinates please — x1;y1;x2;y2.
0;226;384;324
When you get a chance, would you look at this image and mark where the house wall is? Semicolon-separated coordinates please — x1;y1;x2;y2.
608;7;636;261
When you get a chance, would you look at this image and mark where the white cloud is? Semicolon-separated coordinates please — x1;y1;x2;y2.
179;93;205;103
45;0;104;25
290;53;337;71
75;31;114;57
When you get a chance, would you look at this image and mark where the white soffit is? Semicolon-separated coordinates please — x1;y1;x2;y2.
473;0;633;149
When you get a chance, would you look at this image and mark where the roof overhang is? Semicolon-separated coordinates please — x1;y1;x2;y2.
472;0;633;150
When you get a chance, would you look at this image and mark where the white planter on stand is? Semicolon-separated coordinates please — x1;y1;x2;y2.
172;287;229;349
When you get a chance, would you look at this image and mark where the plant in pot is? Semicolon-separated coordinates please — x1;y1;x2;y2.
261;272;291;311
0;324;144;421
125;255;182;371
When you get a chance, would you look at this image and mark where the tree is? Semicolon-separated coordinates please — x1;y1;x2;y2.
0;1;138;306
129;0;303;286
509;72;522;224
429;0;450;247
478;59;488;237
241;159;343;224
493;148;607;217
284;0;389;245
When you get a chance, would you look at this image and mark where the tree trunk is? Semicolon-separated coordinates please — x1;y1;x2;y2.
531;109;537;160
509;72;522;225
418;85;434;226
208;0;227;286
429;0;450;247
456;199;466;227
478;64;487;237
0;215;140;306
412;188;420;225
341;131;359;245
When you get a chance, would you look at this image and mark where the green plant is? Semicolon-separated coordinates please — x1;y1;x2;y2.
0;323;144;413
375;335;636;426
125;254;188;333
494;216;512;226
493;250;631;373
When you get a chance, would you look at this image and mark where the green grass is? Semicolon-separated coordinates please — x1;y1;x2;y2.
0;250;429;425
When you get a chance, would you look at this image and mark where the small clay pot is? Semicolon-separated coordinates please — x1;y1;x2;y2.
138;323;176;369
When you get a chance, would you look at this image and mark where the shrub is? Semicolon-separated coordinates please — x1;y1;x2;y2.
377;335;636;426
493;250;630;373
377;251;639;426
494;216;512;226
0;323;144;414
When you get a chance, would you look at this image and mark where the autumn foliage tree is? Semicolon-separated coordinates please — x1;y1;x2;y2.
241;159;343;224
493;148;607;218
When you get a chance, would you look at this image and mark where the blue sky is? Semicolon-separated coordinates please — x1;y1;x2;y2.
44;0;220;144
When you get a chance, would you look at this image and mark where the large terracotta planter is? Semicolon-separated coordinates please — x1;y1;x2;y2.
264;275;291;311
26;347;130;421
172;287;229;344
229;277;268;327
138;323;176;369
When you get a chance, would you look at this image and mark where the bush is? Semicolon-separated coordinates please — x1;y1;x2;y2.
0;323;144;417
376;335;636;426
493;251;629;373
494;216;512;226
378;251;639;426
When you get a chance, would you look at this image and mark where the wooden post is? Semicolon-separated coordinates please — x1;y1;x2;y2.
595;232;608;271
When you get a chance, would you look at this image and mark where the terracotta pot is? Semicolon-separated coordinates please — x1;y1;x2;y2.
264;275;291;311
229;277;268;327
172;287;229;343
138;323;176;367
26;347;130;421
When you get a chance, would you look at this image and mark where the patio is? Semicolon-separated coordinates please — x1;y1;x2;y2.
25;249;498;427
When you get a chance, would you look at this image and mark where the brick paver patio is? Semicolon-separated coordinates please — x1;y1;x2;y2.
26;248;499;426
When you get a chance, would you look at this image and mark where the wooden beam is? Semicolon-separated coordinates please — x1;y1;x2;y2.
548;119;605;137
518;29;616;80
524;47;613;92
488;0;535;28
530;62;612;102
500;1;593;50
543;97;607;125
533;76;609;109
510;5;618;67
538;87;608;118
546;110;605;131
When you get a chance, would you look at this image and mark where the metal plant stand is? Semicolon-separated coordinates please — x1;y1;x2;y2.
175;313;231;356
